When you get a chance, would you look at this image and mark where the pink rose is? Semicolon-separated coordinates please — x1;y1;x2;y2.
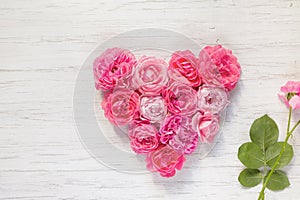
162;81;197;116
130;56;169;94
159;115;181;144
139;96;167;123
93;48;136;91
101;88;139;125
193;112;220;143
278;81;300;110
168;50;202;87
168;116;198;154
160;115;198;154
199;45;241;91
130;111;151;126
128;123;159;154
197;85;229;114
146;145;185;177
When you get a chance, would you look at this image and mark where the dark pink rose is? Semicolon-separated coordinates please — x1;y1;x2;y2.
130;56;169;94
193;111;220;143
146;145;185;177
168;50;202;87
159;115;181;144
130;113;151;126
93;48;136;91
162;81;197;116
101;88;139;125
199;45;241;91
128;123;159;154
197;85;229;114
168;116;198;154
160;115;198;154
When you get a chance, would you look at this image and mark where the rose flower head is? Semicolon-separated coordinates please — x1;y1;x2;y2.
278;81;300;110
168;50;202;87
199;45;241;91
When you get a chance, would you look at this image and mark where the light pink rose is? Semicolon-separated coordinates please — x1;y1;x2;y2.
168;116;198;154
197;85;229;114
162;81;197;116
128;123;159;154
278;81;300;110
199;45;241;91
101;88;139;125
93;48;136;91
139;96;167;123
146;145;185;177
130;56;169;94
193;112;220;143
168;50;202;87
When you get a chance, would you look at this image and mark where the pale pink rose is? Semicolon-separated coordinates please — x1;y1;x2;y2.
128;123;159;154
278;81;300;110
130;56;169;94
197;85;229;114
139;96;167;123
193;112;220;143
199;45;241;91
93;48;136;91
162;81;197;116
146;145;185;177
101;88;139;125
168;50;202;87
168;116;198;154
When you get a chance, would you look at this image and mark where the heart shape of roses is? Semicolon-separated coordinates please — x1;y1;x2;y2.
93;45;241;177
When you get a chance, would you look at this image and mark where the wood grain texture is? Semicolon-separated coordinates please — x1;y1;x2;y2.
1;0;300;199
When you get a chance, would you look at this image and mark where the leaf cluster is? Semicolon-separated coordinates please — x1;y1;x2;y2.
238;115;293;190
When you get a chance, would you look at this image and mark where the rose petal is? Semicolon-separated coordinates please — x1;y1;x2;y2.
289;95;300;110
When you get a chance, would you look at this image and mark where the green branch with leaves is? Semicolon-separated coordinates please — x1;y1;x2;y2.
237;81;300;200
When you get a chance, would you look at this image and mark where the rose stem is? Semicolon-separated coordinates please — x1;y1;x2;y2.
258;107;300;200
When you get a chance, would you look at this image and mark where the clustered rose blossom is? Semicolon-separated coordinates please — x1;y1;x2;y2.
94;45;241;177
159;115;198;154
278;81;300;110
168;50;202;87
197;85;229;114
162;81;198;116
193;112;220;143
93;48;136;90
101;88;139;125
199;45;241;91
139;95;167;123
146;145;185;177
130;56;169;94
128;122;159;153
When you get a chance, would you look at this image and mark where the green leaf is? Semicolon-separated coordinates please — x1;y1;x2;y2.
266;170;290;191
250;115;279;150
238;168;262;187
238;142;265;169
266;142;294;169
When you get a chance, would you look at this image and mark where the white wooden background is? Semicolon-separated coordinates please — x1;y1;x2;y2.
1;0;300;199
